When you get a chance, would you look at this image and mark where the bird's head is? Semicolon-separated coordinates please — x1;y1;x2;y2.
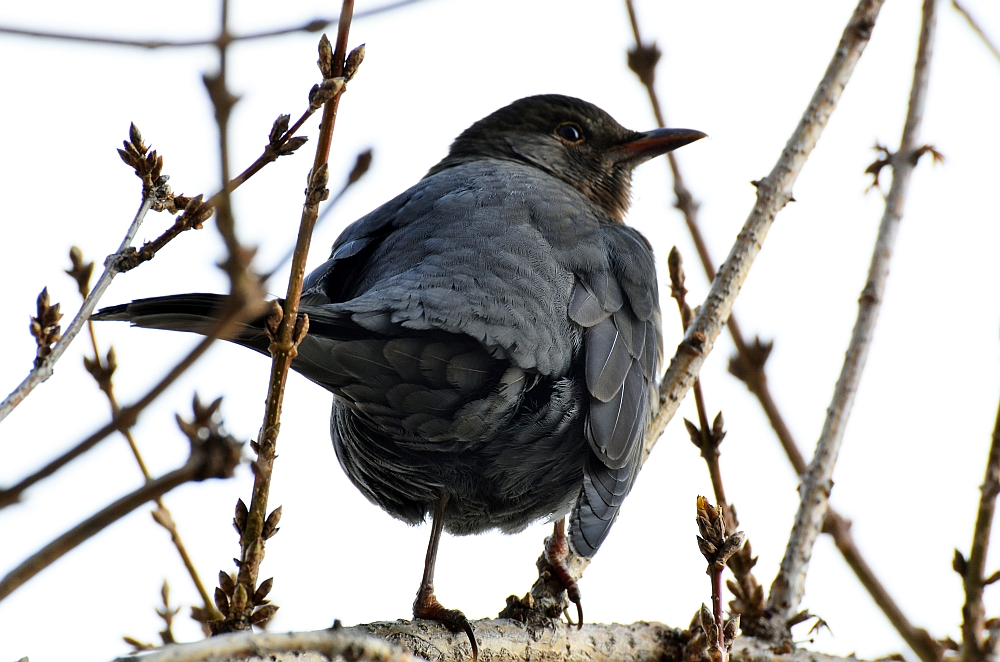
428;94;706;221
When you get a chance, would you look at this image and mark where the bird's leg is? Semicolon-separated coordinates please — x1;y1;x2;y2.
413;492;478;660
544;518;584;629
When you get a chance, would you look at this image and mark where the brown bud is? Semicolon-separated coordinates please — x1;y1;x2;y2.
343;44;365;81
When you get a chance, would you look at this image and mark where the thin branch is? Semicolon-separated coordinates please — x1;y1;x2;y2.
625;2;938;658
0;0;426;50
951;0;1000;64
767;0;938;631
0;300;252;510
643;0;886;464
0;195;153;424
109;621;854;662
219;1;359;632
0;401;242;602
959;394;1000;660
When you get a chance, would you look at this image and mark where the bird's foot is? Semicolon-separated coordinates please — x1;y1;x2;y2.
543;519;584;629
413;584;478;660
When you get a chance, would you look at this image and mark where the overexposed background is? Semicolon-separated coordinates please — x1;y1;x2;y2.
1;1;999;660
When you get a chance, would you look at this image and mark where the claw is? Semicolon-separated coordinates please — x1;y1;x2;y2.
414;585;478;660
545;519;584;629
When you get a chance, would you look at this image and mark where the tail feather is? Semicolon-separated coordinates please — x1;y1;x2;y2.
93;293;271;354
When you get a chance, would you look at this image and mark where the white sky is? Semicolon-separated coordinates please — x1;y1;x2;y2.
1;1;999;660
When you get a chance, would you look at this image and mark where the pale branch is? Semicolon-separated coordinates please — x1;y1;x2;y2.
766;0;938;633
959;394;1000;660
0;0;426;50
644;0;885;464
625;3;938;657
0;195;153;424
951;0;1000;64
109;621;862;662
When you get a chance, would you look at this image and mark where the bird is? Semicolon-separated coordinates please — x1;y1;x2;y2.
94;94;705;658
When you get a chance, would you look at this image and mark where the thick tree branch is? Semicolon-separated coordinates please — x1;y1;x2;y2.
110;621;863;662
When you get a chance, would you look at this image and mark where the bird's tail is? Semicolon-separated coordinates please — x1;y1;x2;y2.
92;293;273;356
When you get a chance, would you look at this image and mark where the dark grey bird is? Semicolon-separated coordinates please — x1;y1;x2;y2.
95;94;704;657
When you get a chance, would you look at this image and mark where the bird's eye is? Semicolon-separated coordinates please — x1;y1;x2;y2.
555;122;584;143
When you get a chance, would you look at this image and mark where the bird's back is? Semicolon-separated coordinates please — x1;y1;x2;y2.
293;158;661;550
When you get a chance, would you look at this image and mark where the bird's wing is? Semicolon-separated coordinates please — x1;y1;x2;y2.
569;224;661;557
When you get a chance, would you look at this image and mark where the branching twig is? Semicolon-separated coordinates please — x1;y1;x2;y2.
696;497;744;661
669;248;728;509
67;248;221;621
957;395;1000;660
107;620;856;662
0;300;254;510
215;1;360;633
0;0;425;50
766;0;939;638
517;0;885;622
0;397;242;602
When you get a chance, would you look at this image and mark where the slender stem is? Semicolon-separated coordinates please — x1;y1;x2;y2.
767;0;938;628
235;0;356;623
0;303;249;509
85;322;220;619
0;195;153;424
961;395;1000;660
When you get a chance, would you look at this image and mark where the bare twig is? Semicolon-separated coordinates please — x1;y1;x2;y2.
517;0;884;623
766;0;939;634
644;0;885;464
0;397;242;602
67;248;221;621
0;193;154;424
958;395;1000;660
951;0;1000;64
109;620;853;662
217;1;359;633
0;0;426;50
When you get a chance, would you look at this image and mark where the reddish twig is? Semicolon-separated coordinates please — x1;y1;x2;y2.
65;248;221;621
215;0;360;633
0;397;242;602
